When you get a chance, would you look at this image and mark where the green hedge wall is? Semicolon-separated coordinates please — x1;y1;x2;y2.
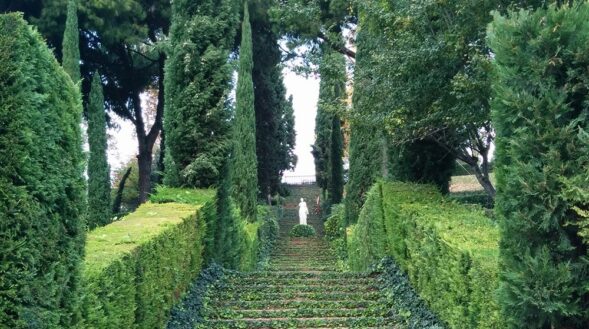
347;181;502;328
488;4;589;327
153;187;279;272
0;14;85;328
80;199;210;328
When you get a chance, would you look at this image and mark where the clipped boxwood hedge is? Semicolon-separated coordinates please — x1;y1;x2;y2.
347;181;502;329
80;195;211;328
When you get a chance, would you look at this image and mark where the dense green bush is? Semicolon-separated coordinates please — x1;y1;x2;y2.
80;199;209;328
0;14;85;328
347;181;502;328
289;224;317;237
324;204;345;240
489;4;589;327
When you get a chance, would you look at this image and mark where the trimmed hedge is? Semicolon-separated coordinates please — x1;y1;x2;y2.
0;14;85;328
347;181;502;328
153;187;279;272
80;196;211;328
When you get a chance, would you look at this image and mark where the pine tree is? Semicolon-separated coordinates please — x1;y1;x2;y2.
489;4;589;327
232;1;258;221
0;14;85;328
62;0;80;82
164;0;238;188
328;114;344;205
87;72;111;229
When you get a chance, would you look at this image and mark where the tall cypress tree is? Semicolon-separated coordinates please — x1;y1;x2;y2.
251;2;296;196
344;25;383;224
232;1;258;221
0;14;85;328
61;0;80;82
164;0;238;188
313;47;346;199
328;114;344;205
87;72;111;229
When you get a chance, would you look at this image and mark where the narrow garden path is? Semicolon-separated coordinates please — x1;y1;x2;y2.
200;185;396;328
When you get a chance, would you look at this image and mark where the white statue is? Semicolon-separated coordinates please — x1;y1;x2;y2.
298;198;309;225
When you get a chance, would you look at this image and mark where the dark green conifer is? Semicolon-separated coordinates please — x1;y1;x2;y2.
489;4;589;327
164;0;238;187
232;1;258;221
62;0;80;82
87;72;111;229
251;2;297;196
344;26;383;224
0;14;85;328
313;47;346;200
328;114;344;205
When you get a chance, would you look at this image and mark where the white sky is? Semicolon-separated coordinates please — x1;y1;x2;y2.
107;68;319;177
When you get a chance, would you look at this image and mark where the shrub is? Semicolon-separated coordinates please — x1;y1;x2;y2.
0;14;85;328
80;197;210;328
347;181;502;328
289;224;317;237
488;4;589;327
324;204;345;240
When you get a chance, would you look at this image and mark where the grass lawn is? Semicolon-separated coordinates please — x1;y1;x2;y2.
450;173;495;192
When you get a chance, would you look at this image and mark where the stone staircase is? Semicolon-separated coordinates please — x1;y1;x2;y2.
198;185;397;328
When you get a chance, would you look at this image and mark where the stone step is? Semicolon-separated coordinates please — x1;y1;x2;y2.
199;316;394;328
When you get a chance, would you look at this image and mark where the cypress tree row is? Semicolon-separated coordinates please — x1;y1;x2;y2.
62;0;80;82
313;47;346;202
87;73;112;229
232;1;258;221
0;14;85;328
489;4;589;327
164;0;238;188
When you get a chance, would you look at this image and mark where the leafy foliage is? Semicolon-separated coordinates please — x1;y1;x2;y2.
164;0;237;187
488;4;589;327
0;14;85;328
233;2;258;221
87;73;112;229
289;224;317;237
354;0;506;197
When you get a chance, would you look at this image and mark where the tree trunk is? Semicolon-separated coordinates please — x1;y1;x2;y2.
137;149;153;203
472;164;496;199
112;166;132;214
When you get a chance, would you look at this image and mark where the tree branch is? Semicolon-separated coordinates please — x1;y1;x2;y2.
317;31;356;59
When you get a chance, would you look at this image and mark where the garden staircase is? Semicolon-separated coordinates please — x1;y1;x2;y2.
199;185;396;328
